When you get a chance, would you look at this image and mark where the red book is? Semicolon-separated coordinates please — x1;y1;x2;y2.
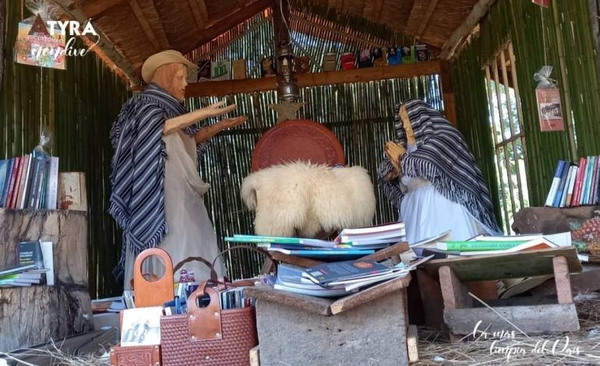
5;156;22;209
571;157;587;206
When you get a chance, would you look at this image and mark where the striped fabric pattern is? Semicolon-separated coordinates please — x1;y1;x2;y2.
378;99;501;233
109;83;201;279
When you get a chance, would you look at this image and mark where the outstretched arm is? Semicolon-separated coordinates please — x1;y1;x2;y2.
163;101;237;135
194;116;247;144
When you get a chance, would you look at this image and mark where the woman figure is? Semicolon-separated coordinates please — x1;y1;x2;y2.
378;99;501;244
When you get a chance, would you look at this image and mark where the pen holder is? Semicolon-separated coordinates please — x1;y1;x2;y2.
160;281;258;366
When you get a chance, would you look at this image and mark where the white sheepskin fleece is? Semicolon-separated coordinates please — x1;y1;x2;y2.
241;161;376;237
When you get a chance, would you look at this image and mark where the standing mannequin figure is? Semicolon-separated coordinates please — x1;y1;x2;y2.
110;50;246;288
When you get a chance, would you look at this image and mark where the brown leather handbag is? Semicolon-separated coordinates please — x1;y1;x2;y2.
160;280;258;366
159;245;269;366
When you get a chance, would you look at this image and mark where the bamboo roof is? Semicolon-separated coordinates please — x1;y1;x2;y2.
52;0;495;86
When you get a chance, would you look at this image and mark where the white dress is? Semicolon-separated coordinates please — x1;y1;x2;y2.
123;132;225;289
399;144;498;244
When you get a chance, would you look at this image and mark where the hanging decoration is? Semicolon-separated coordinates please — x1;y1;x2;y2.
268;0;304;122
534;66;564;132
14;0;66;70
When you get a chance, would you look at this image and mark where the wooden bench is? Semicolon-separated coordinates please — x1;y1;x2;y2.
245;274;411;366
420;247;582;340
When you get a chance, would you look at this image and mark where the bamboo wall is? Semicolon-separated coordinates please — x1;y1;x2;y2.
0;3;129;298
452;0;600;215
188;11;441;280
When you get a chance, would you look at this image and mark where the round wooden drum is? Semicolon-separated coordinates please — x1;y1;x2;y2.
251;119;345;171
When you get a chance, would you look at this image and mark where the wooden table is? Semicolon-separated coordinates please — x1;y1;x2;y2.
420;247;582;339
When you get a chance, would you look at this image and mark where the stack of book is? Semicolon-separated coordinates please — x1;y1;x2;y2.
545;157;600;208
273;255;432;298
0;240;54;287
225;222;406;261
0;150;60;210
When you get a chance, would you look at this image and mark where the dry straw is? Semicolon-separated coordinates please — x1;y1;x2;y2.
415;292;600;365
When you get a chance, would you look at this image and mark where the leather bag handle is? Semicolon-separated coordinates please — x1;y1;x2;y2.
187;280;222;341
133;248;174;307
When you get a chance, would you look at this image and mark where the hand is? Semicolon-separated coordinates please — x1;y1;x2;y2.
384;141;405;177
203;101;237;118
220;116;247;129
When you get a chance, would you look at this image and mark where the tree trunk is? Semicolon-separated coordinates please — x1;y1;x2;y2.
0;209;93;351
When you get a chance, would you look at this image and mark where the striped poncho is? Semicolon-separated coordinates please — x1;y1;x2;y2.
377;99;501;234
109;83;201;280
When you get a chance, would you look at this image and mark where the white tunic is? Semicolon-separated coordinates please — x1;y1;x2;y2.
399;144;498;244
123;132;225;289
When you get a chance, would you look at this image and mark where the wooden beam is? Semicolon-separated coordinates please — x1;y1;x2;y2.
128;0;160;51
188;0;209;30
186;61;442;97
182;0;273;55
52;0;139;86
416;0;440;39
79;0;125;18
129;0;170;50
440;0;498;60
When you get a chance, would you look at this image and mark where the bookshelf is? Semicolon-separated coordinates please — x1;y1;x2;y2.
0;209;92;351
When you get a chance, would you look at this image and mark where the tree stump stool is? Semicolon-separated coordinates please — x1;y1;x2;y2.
245;274;411;366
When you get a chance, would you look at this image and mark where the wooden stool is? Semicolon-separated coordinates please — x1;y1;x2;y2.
421;247;582;340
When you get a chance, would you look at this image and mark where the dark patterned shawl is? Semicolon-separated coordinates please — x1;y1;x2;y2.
109;83;202;280
377;99;501;233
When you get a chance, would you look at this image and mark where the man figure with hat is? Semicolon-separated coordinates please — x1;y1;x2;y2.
109;50;246;288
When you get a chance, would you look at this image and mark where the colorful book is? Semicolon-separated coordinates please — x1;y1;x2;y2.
226;234;338;248
436;237;562;256
545;160;566;206
302;260;392;286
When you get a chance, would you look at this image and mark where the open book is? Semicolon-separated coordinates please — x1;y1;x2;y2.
434;232;572;256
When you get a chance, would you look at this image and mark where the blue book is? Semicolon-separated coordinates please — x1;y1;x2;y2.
552;162;571;207
0;159;9;206
0;158;15;208
545;160;566;206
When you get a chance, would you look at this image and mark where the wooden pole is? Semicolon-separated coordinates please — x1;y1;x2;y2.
439;61;457;125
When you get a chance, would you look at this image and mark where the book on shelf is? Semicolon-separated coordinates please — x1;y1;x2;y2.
17;240;44;269
545;160;567;206
0;263;37;277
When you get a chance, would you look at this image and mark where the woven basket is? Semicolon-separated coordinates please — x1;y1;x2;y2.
160;281;258;366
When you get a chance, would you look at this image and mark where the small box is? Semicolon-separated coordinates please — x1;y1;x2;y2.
232;59;247;79
211;60;231;80
415;44;430;62
322;52;337;71
294;56;311;73
340;52;356;70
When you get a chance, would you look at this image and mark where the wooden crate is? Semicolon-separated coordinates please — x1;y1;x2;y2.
420;247;582;340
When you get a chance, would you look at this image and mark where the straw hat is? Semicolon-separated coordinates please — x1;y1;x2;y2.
141;50;197;83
